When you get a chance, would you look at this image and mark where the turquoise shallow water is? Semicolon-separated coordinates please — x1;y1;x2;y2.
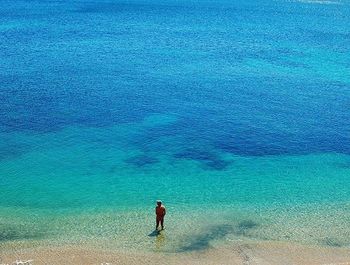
1;117;350;252
1;0;350;253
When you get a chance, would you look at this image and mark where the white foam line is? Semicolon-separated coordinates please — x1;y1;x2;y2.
12;260;33;265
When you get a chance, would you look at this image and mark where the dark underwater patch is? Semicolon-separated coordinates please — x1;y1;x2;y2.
173;149;232;170
125;155;158;167
234;220;259;236
322;237;343;247
177;219;258;251
178;224;234;252
0;225;44;242
238;220;258;230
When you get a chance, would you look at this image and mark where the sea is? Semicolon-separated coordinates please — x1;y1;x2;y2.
0;0;350;253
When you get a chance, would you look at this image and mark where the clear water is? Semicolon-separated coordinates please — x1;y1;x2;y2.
0;0;350;253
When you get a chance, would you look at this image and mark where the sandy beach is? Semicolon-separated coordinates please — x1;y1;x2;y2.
1;241;350;265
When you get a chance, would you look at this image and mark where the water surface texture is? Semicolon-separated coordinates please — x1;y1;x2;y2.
1;0;350;252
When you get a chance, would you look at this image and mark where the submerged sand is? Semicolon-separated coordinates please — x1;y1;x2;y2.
1;241;350;265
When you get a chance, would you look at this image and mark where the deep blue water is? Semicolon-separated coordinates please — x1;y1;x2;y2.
1;0;349;156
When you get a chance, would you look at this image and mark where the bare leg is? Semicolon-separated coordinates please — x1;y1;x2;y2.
161;218;164;230
156;219;160;230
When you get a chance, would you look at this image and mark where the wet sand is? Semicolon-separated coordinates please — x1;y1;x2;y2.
1;241;350;265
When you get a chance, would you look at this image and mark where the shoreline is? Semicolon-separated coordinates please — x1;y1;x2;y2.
1;241;350;265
